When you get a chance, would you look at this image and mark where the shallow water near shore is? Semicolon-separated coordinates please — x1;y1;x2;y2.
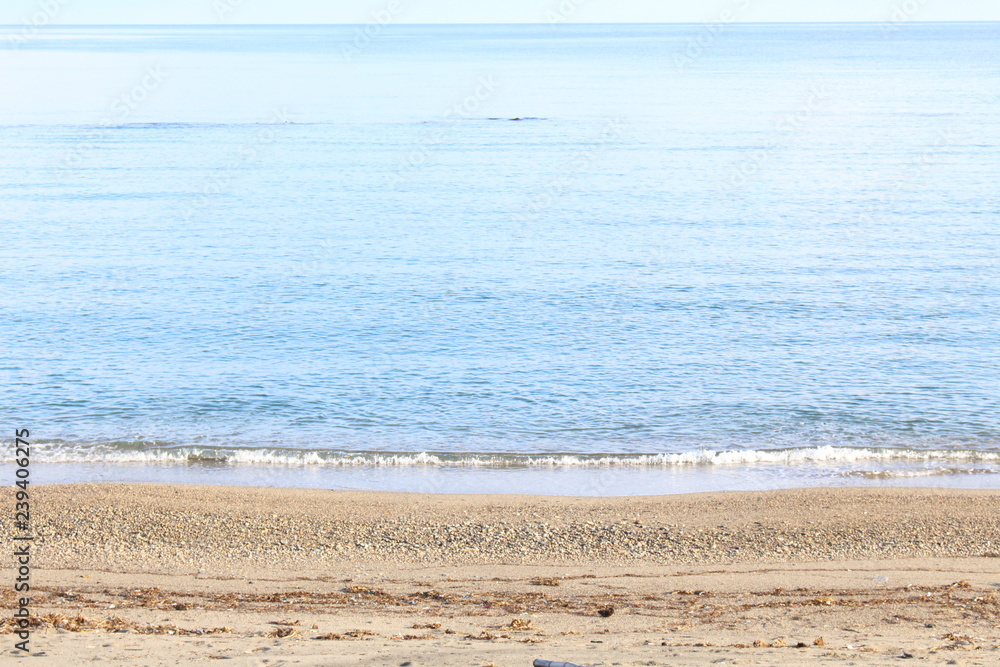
3;454;1000;495
2;24;998;493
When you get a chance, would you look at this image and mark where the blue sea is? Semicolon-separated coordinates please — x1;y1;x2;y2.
1;23;998;495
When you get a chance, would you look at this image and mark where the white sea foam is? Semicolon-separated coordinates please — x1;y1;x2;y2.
839;467;1000;479
15;443;1000;469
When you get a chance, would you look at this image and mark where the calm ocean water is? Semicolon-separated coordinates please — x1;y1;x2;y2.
1;23;998;494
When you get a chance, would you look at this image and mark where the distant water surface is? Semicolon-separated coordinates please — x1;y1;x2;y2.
1;24;998;494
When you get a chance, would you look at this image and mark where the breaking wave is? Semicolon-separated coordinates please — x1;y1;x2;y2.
8;442;1000;470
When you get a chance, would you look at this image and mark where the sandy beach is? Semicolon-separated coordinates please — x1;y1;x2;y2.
2;484;998;665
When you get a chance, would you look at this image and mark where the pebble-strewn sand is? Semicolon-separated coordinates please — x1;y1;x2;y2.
1;485;998;665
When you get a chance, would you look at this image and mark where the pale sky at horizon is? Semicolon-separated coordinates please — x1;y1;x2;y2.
1;0;999;25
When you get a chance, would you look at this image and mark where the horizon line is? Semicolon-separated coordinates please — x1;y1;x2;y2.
2;20;999;27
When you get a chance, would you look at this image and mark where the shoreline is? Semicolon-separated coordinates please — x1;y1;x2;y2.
2;484;998;665
9;450;1000;497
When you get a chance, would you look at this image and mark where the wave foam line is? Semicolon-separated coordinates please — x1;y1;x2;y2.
16;444;1000;468
840;467;1000;479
